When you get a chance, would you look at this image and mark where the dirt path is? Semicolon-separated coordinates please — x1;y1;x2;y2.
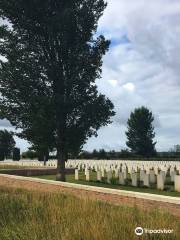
0;175;180;217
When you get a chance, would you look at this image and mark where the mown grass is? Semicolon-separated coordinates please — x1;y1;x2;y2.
0;186;179;240
35;171;180;198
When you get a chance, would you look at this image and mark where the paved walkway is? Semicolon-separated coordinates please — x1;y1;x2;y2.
0;174;180;217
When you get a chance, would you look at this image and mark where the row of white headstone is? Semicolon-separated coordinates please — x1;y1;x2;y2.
1;159;180;192
74;168;180;192
1;159;180;171
71;160;180;192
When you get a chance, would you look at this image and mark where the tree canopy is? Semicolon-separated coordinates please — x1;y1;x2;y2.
0;129;15;160
0;0;115;180
126;106;156;157
13;147;20;161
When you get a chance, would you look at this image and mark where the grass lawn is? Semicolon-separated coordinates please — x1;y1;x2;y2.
34;171;180;198
0;186;179;240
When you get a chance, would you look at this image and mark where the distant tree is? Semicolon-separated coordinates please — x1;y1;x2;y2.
0;0;115;181
126;107;157;157
92;149;98;159
0;129;15;160
22;150;38;160
108;150;118;159
120;149;132;158
98;149;107;159
78;151;92;160
0;146;4;161
174;145;180;153
13;147;20;161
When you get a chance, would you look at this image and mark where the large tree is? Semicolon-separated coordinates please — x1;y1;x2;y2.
16;102;56;165
0;0;115;181
0;41;56;164
126;106;156;157
0;129;15;160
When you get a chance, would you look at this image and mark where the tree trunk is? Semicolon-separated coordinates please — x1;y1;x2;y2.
53;71;67;181
43;155;46;166
43;151;49;166
56;146;66;181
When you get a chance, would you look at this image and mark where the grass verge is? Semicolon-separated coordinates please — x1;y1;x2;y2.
0;186;179;240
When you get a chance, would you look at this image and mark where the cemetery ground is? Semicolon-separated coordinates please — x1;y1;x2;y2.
35;171;180;198
0;162;180;239
0;184;180;240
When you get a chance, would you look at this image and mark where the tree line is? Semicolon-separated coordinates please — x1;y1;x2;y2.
0;106;158;161
77;150;180;161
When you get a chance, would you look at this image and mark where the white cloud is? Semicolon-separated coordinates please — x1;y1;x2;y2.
108;79;118;87
84;0;180;152
122;83;135;92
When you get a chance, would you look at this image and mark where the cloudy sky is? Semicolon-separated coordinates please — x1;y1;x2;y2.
1;0;180;152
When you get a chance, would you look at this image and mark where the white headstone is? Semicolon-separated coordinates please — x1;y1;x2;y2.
119;172;125;185
149;170;156;184
75;169;79;180
86;169;90;181
157;174;164;190
170;171;176;182
131;173;138;187
140;170;145;182
122;169;127;179
107;170;112;184
174;175;180;192
101;168;105;178
154;167;159;175
143;174;150;187
97;170;102;181
160;171;166;182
